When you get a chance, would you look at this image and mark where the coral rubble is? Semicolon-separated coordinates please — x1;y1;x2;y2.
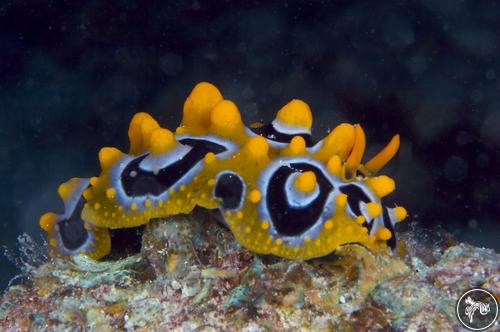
1;212;499;331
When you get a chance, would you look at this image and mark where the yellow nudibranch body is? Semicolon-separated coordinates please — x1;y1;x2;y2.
40;82;407;260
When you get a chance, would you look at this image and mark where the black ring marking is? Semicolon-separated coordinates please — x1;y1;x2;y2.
266;162;333;236
382;206;397;249
213;173;245;210
59;197;89;251
121;138;227;197
251;124;314;147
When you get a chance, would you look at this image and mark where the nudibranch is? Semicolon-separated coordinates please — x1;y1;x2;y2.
39;82;407;260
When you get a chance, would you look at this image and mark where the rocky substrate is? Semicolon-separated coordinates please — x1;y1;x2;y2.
1;211;499;331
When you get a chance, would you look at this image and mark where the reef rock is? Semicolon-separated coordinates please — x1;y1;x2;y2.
1;212;499;331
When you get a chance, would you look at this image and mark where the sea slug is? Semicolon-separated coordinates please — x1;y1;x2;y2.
39;82;407;260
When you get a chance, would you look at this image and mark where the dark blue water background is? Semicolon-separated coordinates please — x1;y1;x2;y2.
1;1;499;289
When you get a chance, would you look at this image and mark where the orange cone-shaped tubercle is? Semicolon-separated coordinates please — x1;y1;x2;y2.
326;155;343;177
365;175;395;198
393;206;408;222
150;128;177;156
294;171;317;193
275;99;313;131
242;136;270;166
182;82;223;133
99;147;125;172
210;100;246;140
128;112;159;155
39;212;58;232
282;136;306;156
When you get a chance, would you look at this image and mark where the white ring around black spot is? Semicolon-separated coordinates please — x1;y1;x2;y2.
257;156;344;248
284;172;321;208
212;171;246;211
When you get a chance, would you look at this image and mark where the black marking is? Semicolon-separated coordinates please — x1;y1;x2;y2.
339;184;373;231
121;138;227;197
339;184;371;217
382;206;397;249
251;124;314;147
266;163;334;236
58;197;89;251
213;172;245;210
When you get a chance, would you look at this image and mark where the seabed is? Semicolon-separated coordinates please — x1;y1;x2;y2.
1;211;499;331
